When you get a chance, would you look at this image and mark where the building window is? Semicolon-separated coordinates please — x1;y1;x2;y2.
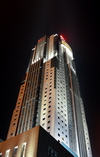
47;126;50;129
0;153;2;157
48;146;58;157
10;133;13;135
42;123;45;126
21;142;27;157
48;115;51;118
13;146;18;155
5;149;10;157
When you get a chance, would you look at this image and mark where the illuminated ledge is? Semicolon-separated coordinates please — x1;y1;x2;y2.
61;142;78;157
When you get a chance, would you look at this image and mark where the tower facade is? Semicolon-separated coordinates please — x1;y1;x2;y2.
7;34;92;157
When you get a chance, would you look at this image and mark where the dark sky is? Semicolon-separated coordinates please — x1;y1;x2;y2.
0;0;100;156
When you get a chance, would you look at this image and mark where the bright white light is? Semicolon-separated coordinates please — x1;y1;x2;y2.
32;48;35;51
61;44;73;59
54;34;58;36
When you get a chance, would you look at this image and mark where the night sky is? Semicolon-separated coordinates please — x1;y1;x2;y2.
0;1;99;156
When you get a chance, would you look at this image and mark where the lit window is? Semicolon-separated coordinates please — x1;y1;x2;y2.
5;149;10;157
21;143;27;157
0;153;2;157
13;146;18;155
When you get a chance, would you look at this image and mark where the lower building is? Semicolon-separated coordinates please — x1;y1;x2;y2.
0;125;73;157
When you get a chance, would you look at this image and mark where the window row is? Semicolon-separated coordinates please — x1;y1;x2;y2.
0;142;26;157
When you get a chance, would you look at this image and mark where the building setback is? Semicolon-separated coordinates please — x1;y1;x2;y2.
1;34;92;157
0;126;74;157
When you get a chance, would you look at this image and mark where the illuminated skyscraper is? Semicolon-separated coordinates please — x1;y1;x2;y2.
6;34;92;157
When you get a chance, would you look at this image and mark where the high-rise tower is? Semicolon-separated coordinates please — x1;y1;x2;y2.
6;34;92;157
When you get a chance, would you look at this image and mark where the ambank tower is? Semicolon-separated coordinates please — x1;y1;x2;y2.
2;34;92;157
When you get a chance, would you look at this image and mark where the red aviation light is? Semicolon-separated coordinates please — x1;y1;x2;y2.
60;35;65;41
